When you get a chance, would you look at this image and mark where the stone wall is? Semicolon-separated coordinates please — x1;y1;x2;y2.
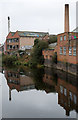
57;61;78;75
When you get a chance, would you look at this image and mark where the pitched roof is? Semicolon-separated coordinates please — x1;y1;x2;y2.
11;32;16;36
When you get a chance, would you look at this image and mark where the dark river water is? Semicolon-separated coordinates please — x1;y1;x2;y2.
0;66;78;118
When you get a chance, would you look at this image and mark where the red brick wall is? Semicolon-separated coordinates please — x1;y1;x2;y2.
57;32;78;64
6;31;20;53
42;49;54;60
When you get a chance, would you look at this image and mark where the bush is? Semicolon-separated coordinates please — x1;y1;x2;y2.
30;40;48;67
48;35;57;44
23;62;29;66
2;55;18;66
15;61;21;65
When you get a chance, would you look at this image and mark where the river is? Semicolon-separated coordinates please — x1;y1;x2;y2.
0;66;78;118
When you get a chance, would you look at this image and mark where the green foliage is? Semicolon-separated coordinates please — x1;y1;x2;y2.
15;61;21;65
18;50;25;56
48;35;57;44
30;40;48;67
32;68;56;92
18;50;24;53
2;55;18;66
34;39;39;46
23;62;29;66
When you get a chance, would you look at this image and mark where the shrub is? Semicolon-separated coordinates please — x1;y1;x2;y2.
23;62;29;66
30;40;48;67
2;55;18;66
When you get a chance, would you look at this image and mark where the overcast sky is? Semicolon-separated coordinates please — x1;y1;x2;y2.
0;0;78;43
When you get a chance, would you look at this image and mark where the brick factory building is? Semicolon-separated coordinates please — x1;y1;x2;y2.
42;42;57;67
5;31;49;55
42;4;78;75
57;4;78;75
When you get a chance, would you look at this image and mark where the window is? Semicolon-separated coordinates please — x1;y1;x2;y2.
73;47;76;56
13;45;15;49
50;55;52;59
63;47;66;55
16;45;19;49
16;38;19;42
73;94;77;104
60;47;62;55
69;91;72;100
10;45;12;49
69;47;72;56
64;88;67;96
46;55;48;59
60;36;62;41
9;39;12;43
64;35;66;40
13;39;15;42
60;86;63;94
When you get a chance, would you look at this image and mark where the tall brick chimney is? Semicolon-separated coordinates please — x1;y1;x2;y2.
8;16;10;33
64;4;69;32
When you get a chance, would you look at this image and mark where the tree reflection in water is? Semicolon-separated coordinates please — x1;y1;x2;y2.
3;66;78;117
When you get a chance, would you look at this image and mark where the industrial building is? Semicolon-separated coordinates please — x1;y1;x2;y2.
5;30;49;55
57;4;78;75
42;4;78;75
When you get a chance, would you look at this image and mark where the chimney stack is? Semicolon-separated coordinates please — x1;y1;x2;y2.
64;4;69;32
8;16;10;33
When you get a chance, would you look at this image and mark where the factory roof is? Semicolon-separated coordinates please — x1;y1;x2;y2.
17;31;49;37
11;32;16;36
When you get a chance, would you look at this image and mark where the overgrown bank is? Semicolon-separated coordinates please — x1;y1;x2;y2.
2;39;48;68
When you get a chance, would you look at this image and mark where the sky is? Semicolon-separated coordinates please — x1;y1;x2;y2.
0;0;78;44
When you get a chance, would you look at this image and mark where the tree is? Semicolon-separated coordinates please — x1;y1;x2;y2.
34;39;39;46
30;40;48;67
48;35;57;44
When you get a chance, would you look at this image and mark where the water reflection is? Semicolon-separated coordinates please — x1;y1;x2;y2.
2;66;78;118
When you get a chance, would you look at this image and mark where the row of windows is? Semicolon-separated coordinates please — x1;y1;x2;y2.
8;79;20;85
60;35;66;41
60;85;77;104
7;45;19;50
7;38;19;43
8;72;19;78
60;47;76;56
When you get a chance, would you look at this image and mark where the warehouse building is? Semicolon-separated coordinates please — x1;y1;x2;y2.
5;31;49;55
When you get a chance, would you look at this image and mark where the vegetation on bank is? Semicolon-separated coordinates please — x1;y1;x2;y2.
29;39;48;67
2;39;48;68
2;53;30;67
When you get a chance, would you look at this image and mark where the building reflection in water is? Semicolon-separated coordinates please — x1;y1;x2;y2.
3;67;78;116
4;68;35;101
56;70;78;116
42;68;78;116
